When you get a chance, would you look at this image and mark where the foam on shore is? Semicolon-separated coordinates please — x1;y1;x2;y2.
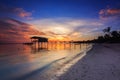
51;44;93;80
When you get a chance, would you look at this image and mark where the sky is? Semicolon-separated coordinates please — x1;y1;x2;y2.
0;0;120;43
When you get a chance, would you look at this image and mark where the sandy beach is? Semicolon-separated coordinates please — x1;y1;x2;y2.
57;44;120;80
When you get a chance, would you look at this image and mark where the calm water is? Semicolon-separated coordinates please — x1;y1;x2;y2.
0;42;90;80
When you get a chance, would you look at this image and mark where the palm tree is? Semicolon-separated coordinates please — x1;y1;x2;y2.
102;27;111;42
103;26;111;33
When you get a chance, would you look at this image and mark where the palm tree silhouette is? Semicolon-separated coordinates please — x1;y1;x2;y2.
103;27;111;34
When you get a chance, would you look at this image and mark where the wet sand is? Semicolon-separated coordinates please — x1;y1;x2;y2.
57;44;120;80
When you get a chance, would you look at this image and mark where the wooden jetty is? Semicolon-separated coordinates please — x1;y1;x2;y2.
30;36;77;51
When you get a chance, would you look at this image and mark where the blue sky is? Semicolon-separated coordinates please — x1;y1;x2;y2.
0;0;120;42
1;0;119;19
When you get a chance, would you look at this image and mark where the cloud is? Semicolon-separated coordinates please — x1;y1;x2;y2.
99;8;120;20
0;5;33;19
0;17;45;43
29;18;104;41
14;8;32;19
99;7;120;31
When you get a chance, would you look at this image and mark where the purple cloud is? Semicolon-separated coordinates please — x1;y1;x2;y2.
0;5;33;19
99;8;120;20
0;17;45;43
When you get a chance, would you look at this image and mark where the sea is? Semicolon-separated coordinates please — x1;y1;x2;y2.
0;42;92;80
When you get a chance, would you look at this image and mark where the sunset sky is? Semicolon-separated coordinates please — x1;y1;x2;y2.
0;0;120;43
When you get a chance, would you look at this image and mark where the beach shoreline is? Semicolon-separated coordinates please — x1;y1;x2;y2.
50;44;93;80
34;44;93;80
0;43;92;80
56;43;120;80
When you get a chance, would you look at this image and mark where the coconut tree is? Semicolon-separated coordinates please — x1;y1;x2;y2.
103;27;111;34
102;27;111;42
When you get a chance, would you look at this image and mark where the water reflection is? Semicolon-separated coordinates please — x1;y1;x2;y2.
0;42;90;57
0;43;91;80
30;42;82;53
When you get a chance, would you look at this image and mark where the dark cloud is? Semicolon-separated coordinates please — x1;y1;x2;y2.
47;31;65;35
0;17;45;43
0;5;32;19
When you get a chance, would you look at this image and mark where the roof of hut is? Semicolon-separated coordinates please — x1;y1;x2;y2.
30;36;48;39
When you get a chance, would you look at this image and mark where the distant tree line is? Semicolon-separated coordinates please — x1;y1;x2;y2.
96;27;120;43
74;27;120;43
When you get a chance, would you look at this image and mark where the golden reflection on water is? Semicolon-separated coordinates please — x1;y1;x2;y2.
0;43;91;80
30;42;77;53
0;43;89;65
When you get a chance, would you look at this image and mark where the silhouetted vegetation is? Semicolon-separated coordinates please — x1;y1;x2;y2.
74;27;120;43
95;27;120;43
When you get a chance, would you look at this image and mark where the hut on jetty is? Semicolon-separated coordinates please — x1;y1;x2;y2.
31;36;48;42
30;36;48;49
23;36;48;45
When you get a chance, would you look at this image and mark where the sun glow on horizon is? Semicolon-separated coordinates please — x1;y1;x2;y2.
27;18;104;42
48;37;70;41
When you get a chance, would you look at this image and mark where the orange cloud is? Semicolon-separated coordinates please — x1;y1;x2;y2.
14;8;32;19
0;5;33;20
29;18;104;41
0;17;45;43
99;8;120;19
